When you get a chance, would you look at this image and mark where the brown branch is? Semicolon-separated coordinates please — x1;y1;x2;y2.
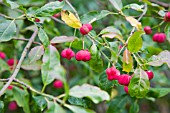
0;28;38;96
149;0;170;8
13;38;42;45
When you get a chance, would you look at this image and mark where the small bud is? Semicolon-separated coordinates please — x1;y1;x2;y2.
0;52;6;59
124;86;129;94
7;85;13;90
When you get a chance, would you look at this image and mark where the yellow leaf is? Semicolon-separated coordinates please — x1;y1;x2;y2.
123;48;133;72
61;10;82;28
125;16;142;30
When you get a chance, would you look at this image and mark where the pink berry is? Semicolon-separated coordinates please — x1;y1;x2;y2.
75;50;91;62
80;23;93;35
35;18;40;22
164;12;170;22
152;33;166;43
58;0;63;2
8;101;18;111
53;80;63;88
106;66;120;81
144;26;152;34
145;70;154;80
53;13;61;18
0;52;6;59
61;48;75;60
124;86;128;94
7;59;18;66
7;85;13;90
118;74;132;86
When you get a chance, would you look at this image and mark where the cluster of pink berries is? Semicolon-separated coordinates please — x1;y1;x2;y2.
144;12;170;43
106;66;154;94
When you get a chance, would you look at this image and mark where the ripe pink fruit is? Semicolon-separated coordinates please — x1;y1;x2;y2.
80;23;93;35
164;12;170;22
61;48;75;60
53;13;61;18
58;0;63;2
7;59;18;66
0;52;6;59
145;70;154;80
8;101;18;111
118;74;132;86
106;66;120;81
144;26;152;34
124;86;128;94
7;85;13;90
53;80;63;88
35;18;40;22
152;33;166;43
75;50;91;62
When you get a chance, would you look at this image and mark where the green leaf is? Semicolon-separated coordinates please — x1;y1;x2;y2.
45;102;65;113
165;23;170;43
125;16;142;30
88;44;103;72
100;26;121;35
32;96;47;111
127;31;144;53
147;88;170;98
21;59;42;70
38;28;50;48
109;41;119;62
129;101;139;113
109;0;123;11
80;10;111;24
69;84;110;104
28;45;44;63
50;36;76;44
123;4;144;12
13;87;30;113
65;104;95;113
107;95;128;113
146;46;162;58
129;69;150;98
65;38;82;50
0;101;4;113
0;20;16;42
35;1;65;17
3;0;20;9
0;58;10;73
148;50;170;68
123;48;133;72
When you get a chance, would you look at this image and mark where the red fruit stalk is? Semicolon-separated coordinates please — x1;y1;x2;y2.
75;50;91;62
0;52;6;59
106;66;120;81
164;12;170;22
53;80;63;88
61;48;75;60
144;26;152;34
118;74;132;86
8;101;18;111
145;70;154;80
152;33;166;43
80;23;93;35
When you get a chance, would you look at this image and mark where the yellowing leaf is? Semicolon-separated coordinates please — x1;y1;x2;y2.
125;16;142;30
102;33;125;44
123;48;133;72
61;11;82;28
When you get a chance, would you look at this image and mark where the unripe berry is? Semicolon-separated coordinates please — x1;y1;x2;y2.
53;80;63;88
7;85;13;90
8;101;18;111
106;66;120;81
80;23;93;35
164;12;170;22
144;26;152;34
75;50;91;62
145;70;154;80
53;13;60;18
124;86;128;94
0;52;6;59
35;18;40;22
152;33;166;43
118;74;132;86
61;48;75;60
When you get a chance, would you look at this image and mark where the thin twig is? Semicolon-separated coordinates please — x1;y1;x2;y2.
51;16;66;25
0;28;38;96
13;38;42;45
65;0;80;20
149;0;170;8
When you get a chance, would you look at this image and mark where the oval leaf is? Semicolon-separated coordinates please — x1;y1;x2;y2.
38;28;50;48
125;16;142;30
45;102;65;113
109;0;123;11
123;48;133;72
51;36;75;44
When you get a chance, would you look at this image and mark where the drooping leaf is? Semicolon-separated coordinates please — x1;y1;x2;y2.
45;102;65;113
123;48;133;72
38;28;50;48
32;96;47;112
80;10;111;24
0;101;4;113
127;31;144;53
0;58;10;73
28;45;44;63
34;1;65;17
128;69;150;98
129;101;139;113
165;23;170;43
109;0;123;11
13;87;30;113
88;44;103;72
65;104;95;113
61;10;82;28
50;36;75;44
147;88;170;98
125;16;142;30
0;20;16;42
148;50;170;68
69;84;110;104
123;4;144;12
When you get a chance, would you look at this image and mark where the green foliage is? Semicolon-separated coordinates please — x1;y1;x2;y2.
45;102;65;113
